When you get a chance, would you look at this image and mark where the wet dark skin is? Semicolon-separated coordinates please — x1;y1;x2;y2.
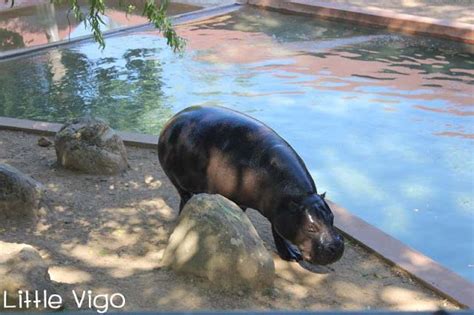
158;106;344;265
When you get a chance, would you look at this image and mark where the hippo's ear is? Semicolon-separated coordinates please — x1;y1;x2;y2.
320;192;326;199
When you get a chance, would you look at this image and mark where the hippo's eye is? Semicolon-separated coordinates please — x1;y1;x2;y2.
288;200;304;213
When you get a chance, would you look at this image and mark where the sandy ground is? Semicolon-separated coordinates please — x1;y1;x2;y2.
0;130;459;311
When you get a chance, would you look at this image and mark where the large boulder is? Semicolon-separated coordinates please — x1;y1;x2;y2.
0;242;60;311
54;117;128;175
162;194;275;290
0;164;43;220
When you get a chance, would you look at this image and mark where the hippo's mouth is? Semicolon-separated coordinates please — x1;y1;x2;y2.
298;244;344;266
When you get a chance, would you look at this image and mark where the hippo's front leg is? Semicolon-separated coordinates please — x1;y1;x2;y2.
177;188;193;213
271;225;302;261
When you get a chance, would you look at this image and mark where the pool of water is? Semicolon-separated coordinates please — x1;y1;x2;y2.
0;6;473;281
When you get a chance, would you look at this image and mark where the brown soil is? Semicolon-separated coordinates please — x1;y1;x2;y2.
0;130;459;311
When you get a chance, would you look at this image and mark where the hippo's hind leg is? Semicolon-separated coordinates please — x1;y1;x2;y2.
271;226;302;261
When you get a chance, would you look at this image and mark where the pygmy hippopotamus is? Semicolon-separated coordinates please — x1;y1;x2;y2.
158;106;344;265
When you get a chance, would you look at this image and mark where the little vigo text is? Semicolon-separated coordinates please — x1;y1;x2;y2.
3;290;126;313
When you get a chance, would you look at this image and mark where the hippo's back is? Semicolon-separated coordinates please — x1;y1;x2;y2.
158;106;315;213
160;106;277;148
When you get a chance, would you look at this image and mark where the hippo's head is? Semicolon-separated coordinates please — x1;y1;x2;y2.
273;193;344;265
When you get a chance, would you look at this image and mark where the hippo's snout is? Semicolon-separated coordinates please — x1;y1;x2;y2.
305;232;345;265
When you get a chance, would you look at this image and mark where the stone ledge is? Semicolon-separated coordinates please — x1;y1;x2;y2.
247;0;474;44
329;200;474;309
0;3;243;61
0;116;157;148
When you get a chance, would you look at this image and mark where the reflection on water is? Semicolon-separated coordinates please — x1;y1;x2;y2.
0;6;473;281
0;42;173;130
0;0;201;52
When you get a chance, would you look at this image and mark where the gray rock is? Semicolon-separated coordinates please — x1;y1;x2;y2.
37;136;53;147
54;117;128;175
162;194;275;290
0;164;43;220
0;242;61;311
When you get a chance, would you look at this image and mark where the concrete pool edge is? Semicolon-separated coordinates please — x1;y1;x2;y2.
0;117;157;148
1;116;473;309
0;2;243;61
245;0;474;44
328;201;474;309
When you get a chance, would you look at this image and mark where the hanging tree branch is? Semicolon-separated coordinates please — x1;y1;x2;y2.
71;0;185;51
6;0;186;51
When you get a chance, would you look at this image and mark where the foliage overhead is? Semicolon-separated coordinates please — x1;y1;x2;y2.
6;0;186;51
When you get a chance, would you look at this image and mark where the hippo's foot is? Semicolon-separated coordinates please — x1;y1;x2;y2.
272;226;303;261
282;240;303;261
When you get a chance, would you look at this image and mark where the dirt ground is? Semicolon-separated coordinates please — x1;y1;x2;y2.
0;130;460;311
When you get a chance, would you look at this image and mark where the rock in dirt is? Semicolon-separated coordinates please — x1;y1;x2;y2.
162;194;275;290
37;137;53;147
0;241;61;311
54;117;128;175
0;164;44;220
